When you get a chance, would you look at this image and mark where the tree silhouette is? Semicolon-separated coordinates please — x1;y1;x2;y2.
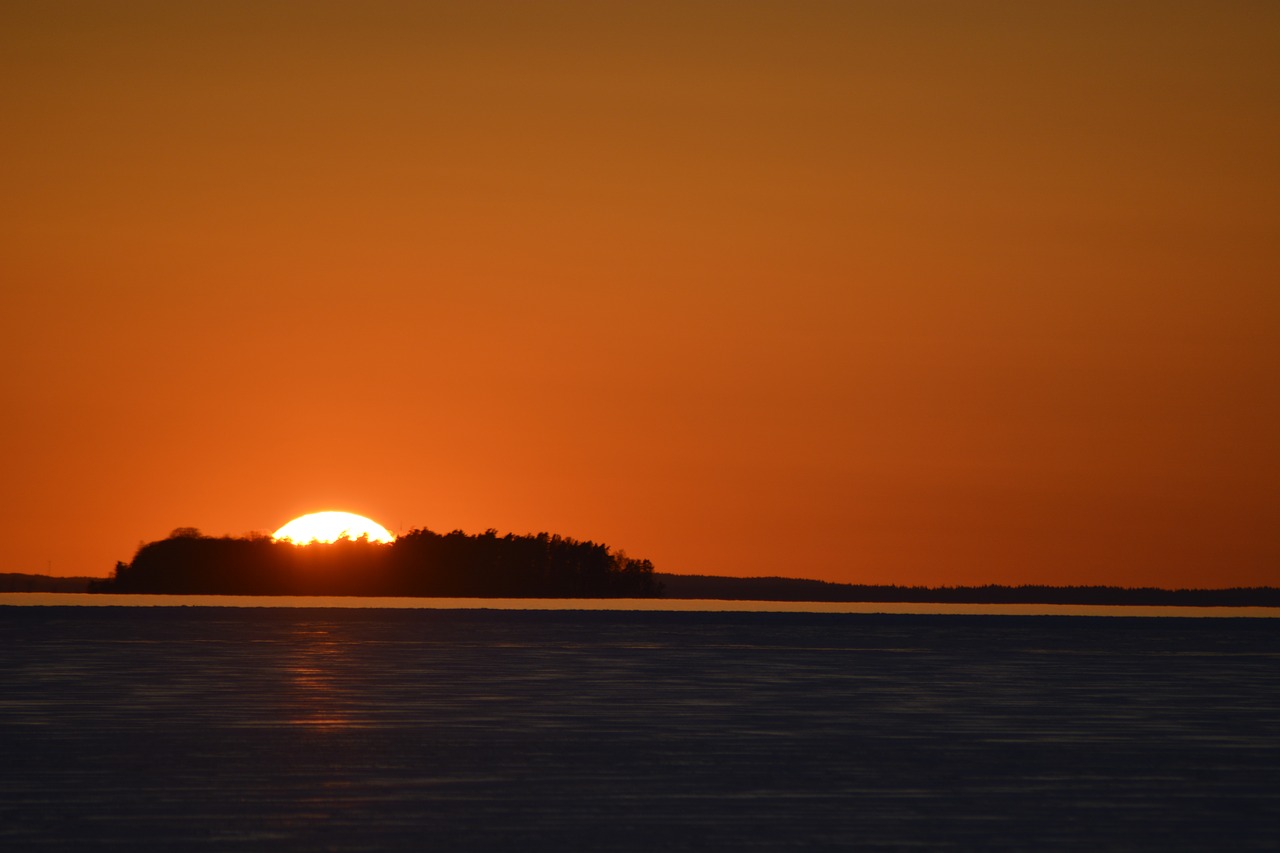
91;527;663;598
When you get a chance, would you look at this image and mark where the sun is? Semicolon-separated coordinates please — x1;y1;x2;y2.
272;511;395;545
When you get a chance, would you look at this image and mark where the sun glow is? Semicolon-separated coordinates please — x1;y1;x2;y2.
272;511;395;545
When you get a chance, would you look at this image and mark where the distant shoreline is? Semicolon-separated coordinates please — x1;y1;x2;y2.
0;574;101;593
654;574;1280;607
4;572;1276;607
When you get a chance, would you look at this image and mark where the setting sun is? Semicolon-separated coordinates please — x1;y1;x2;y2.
272;511;395;545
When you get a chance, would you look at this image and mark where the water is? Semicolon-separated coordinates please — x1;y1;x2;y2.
2;606;1277;850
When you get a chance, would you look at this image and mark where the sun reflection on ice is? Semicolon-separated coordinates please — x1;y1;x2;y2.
282;627;368;731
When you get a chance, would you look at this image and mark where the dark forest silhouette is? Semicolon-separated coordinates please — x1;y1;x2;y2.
30;530;1272;603
655;574;1280;606
90;527;662;597
0;573;100;593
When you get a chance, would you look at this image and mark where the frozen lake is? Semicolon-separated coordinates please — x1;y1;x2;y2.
2;605;1277;850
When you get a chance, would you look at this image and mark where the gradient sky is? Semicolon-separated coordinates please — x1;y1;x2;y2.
3;2;1277;587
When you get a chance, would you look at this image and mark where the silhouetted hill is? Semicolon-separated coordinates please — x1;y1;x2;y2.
0;573;95;593
91;528;661;598
655;574;1280;607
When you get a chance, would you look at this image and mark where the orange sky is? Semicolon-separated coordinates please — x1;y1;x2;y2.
3;2;1277;587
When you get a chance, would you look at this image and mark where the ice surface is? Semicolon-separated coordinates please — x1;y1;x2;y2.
2;608;1277;851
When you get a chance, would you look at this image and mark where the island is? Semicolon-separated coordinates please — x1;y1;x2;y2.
89;527;662;598
8;530;1276;606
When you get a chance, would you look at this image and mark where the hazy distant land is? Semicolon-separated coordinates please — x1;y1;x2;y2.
657;575;1280;607
0;573;101;593
6;527;1275;605
5;570;1276;608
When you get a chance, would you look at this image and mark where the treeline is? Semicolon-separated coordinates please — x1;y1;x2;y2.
91;528;662;598
656;575;1280;607
0;573;96;593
